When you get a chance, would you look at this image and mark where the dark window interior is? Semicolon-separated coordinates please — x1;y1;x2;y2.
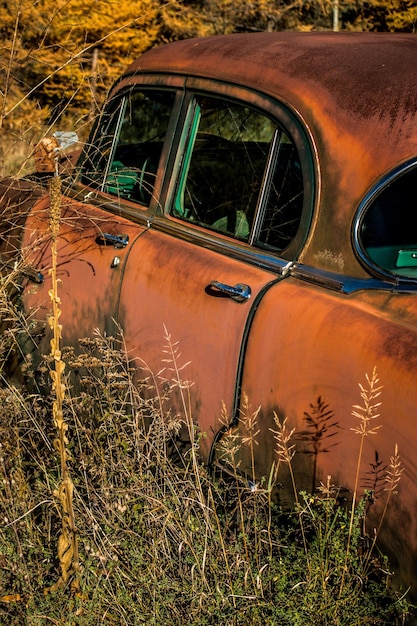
80;90;175;206
173;96;304;251
256;141;304;251
80;88;305;251
361;166;417;278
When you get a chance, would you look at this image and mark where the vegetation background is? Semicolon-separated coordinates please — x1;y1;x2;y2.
0;0;416;175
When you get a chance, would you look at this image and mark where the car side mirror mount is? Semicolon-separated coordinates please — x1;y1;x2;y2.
53;131;79;150
33;131;80;175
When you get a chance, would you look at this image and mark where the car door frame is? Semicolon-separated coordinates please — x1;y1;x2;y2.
124;76;317;459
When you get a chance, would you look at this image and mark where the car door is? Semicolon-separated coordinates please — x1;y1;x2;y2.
20;86;181;362
117;87;312;459
20;194;147;356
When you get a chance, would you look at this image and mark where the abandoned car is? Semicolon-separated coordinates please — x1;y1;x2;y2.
1;31;417;595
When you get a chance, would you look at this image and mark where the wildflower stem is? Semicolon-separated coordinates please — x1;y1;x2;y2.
47;173;79;591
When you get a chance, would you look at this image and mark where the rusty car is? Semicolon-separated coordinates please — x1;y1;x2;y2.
1;31;417;596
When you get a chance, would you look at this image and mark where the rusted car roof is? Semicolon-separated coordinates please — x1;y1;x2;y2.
119;32;417;277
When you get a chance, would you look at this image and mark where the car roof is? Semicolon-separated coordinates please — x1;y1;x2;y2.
117;33;417;276
124;33;416;141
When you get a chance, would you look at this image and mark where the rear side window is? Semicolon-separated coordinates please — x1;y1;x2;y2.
172;96;304;251
359;165;417;279
80;89;176;206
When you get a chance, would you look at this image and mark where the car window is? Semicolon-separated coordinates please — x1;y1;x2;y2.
359;165;417;279
80;89;176;206
172;96;304;251
255;136;304;251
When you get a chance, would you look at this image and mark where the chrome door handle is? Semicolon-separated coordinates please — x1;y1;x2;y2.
96;233;129;248
210;281;251;303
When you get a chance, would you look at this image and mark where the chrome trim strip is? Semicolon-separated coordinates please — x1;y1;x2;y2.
290;263;417;294
150;216;291;275
151;217;416;293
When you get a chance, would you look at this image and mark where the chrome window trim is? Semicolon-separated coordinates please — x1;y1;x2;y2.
160;78;316;262
248;127;281;246
151;214;289;276
149;215;415;294
74;74;317;267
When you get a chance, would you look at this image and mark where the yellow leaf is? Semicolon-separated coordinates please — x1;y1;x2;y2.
0;594;23;603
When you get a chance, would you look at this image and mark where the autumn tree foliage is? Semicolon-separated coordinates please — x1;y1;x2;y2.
0;0;415;173
0;0;161;172
1;0;160;126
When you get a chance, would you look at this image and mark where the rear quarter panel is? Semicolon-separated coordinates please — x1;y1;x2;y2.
231;277;417;589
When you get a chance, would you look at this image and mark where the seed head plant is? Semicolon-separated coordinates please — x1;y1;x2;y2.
45;165;79;594
340;366;383;595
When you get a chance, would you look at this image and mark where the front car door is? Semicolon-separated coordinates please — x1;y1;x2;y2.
20;85;182;363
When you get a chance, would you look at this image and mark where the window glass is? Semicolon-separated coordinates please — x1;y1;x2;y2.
80;90;175;206
172;96;304;249
360;166;417;278
255;134;304;251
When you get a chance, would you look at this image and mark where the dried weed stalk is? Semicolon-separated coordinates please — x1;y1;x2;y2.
341;367;384;596
46;172;78;592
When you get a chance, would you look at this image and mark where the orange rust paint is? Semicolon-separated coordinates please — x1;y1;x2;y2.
128;32;417;277
20;194;148;352
229;278;417;589
118;226;278;458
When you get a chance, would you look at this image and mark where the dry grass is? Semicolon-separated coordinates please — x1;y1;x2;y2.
0;303;412;624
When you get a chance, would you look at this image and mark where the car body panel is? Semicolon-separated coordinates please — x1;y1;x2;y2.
20;193;149;351
227;279;417;584
118;222;280;457
0;178;46;266
127;32;417;277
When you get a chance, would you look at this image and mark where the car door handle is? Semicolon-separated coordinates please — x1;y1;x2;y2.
96;233;129;248
209;280;251;303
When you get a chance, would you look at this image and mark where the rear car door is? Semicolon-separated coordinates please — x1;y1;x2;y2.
117;84;313;458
